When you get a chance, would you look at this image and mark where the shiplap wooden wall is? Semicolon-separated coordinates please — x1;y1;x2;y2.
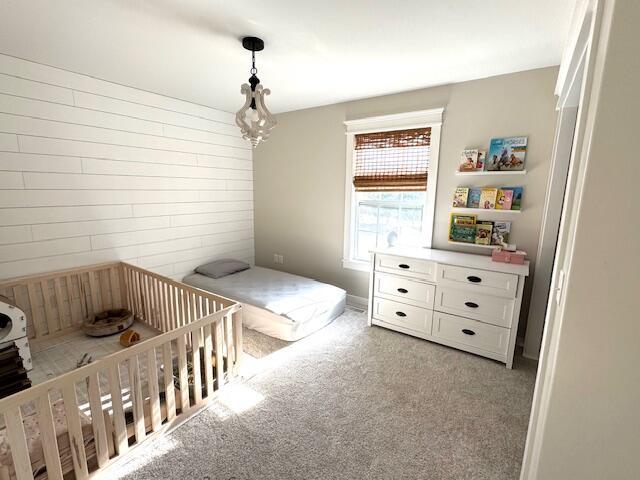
0;54;254;281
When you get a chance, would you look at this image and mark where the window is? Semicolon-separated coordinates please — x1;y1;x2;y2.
343;109;443;271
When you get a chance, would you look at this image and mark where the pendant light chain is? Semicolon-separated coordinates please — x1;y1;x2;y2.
251;51;257;75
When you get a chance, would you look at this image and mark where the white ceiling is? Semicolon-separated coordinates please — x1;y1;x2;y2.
0;0;575;114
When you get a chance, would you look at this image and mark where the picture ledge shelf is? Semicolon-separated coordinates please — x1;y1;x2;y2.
452;207;522;214
454;170;527;176
447;240;499;249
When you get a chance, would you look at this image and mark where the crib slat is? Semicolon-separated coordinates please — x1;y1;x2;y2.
225;313;233;373
99;270;111;310
88;271;101;315
162;342;177;422
107;364;129;455
53;277;69;330
27;282;46;337
156;279;165;331
87;373;109;467
61;384;89;479
128;355;146;442
132;269;142;318
146;348;162;431
192;329;202;405
4;407;34;480
176;334;189;412
35;393;64;480
110;267;122;308
232;309;243;376
144;275;153;325
214;319;225;390
148;277;157;328
65;276;81;326
203;324;214;397
41;280;60;335
178;288;186;328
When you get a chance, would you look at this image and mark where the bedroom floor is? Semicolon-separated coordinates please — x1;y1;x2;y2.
108;309;537;480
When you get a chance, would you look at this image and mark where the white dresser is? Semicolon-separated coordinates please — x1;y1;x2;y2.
367;247;529;368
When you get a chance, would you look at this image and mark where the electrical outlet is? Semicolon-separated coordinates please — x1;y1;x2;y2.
273;253;279;264
273;254;284;264
279;254;284;264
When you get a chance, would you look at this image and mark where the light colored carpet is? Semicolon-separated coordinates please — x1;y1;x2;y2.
111;309;537;480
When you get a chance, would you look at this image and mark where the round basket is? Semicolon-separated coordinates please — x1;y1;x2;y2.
83;308;134;337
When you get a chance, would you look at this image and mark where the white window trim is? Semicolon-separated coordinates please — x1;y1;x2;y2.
342;108;444;272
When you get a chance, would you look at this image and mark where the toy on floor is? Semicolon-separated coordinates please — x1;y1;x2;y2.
83;308;134;337
119;329;140;347
76;352;93;368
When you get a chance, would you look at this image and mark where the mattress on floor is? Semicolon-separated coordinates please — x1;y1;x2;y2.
183;267;346;341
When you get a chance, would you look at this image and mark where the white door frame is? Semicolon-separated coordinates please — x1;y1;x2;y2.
519;0;606;477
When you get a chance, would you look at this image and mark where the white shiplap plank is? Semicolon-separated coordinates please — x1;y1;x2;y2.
0;132;19;151
137;239;254;270
0;152;82;173
162;124;247;149
0;54;235;124
0;204;132;226
200;229;254;247
171;249;256;278
132;201;253;218
73;91;239;135
0;189;200;208
81;158;253;180
0;225;32;245
0;93;164;136
169;210;253;228
0;72;75;105
31;217;171;241
23;172;226;191
19;136;197;166
226;180;254;191
0;171;24;188
0;236;90;262
196;154;253;171
198;190;253;202
90;221;254;250
0;113;251;159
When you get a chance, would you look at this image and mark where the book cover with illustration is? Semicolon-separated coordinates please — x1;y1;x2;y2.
453;187;470;207
479;188;498;209
459;149;479;172
495;189;514;210
491;221;511;245
486;136;527;171
467;188;482;208
475;223;493;245
501;186;523;210
476;150;486;170
449;213;476;242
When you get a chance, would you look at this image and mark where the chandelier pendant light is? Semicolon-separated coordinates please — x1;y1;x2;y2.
235;36;276;148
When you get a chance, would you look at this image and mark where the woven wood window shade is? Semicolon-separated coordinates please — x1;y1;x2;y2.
353;127;431;191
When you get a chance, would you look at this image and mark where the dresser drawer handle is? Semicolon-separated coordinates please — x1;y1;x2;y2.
395;311;407;317
398;263;410;269
467;275;482;283
464;301;479;308
462;328;476;336
397;288;408;294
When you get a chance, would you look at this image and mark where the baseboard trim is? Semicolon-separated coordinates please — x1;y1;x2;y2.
346;294;368;310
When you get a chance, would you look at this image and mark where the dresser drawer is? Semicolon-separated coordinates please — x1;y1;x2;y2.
436;264;519;298
434;286;515;328
375;253;436;281
372;298;433;334
432;312;510;356
374;272;435;308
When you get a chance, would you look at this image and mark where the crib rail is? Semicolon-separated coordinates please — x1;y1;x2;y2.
0;302;242;480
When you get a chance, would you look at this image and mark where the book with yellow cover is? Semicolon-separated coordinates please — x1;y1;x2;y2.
449;213;477;242
495;189;514;210
479;188;498;209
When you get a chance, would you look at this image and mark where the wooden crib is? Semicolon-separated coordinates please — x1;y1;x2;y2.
0;262;242;480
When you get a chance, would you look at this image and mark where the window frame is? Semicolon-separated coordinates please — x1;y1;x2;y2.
342;108;443;272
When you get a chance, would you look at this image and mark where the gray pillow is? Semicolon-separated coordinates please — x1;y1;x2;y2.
195;259;250;279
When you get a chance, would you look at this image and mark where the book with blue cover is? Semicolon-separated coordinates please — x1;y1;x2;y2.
467;188;482;208
486;136;527;171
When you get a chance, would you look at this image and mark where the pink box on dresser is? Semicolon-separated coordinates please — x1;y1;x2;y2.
492;248;526;264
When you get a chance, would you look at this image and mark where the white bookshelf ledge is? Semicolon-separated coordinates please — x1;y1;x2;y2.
447;241;499;249
454;170;527;176
452;207;522;214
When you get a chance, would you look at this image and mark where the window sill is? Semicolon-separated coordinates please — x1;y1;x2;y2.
342;258;371;272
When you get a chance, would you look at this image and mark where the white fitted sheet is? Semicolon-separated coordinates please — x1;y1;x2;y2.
182;267;346;341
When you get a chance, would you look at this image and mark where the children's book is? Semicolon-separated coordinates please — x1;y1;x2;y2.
479;188;498;209
476;151;486;171
486;136;528;171
449;213;476;242
453;187;469;207
459;149;479;172
450;224;477;243
495;189;514;210
491;221;511;246
501;186;523;210
467;188;482;208
475;223;493;245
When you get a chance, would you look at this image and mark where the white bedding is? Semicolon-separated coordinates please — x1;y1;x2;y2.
182;267;346;341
